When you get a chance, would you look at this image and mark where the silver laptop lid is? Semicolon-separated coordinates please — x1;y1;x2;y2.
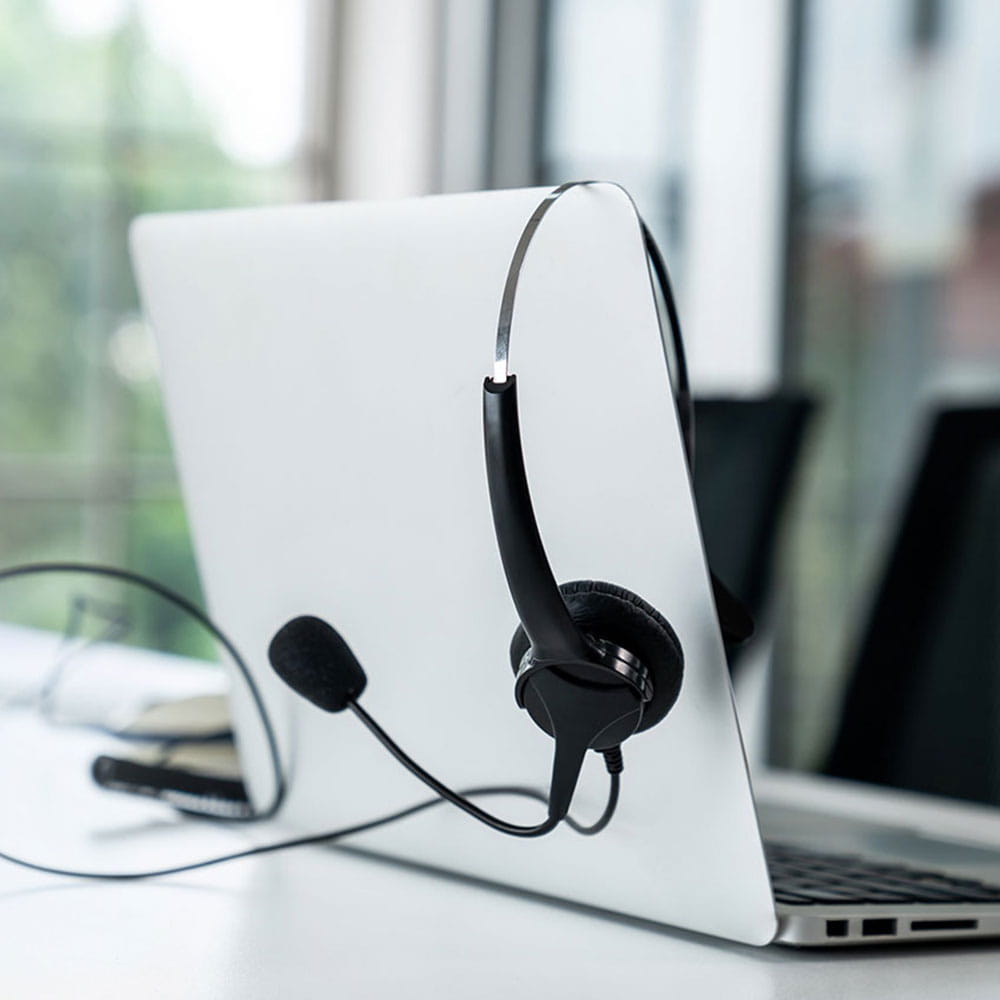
130;185;776;945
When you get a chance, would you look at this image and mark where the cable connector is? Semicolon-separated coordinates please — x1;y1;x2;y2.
601;746;624;775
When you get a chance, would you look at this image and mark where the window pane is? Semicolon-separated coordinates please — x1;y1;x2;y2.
0;0;309;601
780;0;1000;770
0;501;84;564
0;159;104;455
541;0;694;273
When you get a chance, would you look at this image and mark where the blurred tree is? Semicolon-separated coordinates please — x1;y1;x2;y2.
0;0;299;650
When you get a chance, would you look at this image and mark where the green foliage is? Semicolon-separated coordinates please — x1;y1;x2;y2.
0;0;294;633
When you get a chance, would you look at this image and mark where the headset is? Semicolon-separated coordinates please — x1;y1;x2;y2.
0;182;750;877
268;181;743;835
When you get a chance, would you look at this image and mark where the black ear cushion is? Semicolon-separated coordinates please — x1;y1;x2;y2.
509;580;683;732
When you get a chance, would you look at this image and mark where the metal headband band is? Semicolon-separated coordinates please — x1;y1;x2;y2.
490;180;693;467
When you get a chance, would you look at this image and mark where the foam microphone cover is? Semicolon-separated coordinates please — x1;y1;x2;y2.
268;615;368;712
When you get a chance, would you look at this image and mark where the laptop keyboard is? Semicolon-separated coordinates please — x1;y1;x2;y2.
766;842;1000;906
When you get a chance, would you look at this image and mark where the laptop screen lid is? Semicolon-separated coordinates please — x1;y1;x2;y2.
130;185;775;945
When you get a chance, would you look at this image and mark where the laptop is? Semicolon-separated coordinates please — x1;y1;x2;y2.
130;185;1000;947
691;394;814;673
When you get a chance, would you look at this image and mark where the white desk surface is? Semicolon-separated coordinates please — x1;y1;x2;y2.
2;634;999;997
2;828;1000;999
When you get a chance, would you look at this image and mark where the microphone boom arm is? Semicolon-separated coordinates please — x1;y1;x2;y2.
349;702;560;837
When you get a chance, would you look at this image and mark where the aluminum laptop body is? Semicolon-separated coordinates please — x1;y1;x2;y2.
130;186;1000;947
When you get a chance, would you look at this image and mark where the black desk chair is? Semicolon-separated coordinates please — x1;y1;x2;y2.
692;394;814;671
824;407;1000;806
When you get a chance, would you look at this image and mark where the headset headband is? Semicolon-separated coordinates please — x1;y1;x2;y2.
492;180;693;462
483;181;693;663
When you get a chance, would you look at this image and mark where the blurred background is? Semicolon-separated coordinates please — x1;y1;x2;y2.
2;0;999;793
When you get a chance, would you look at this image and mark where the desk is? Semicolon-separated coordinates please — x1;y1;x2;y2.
1;636;999;997
2;832;1000;999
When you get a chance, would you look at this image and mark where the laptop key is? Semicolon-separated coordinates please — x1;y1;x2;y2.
766;841;1000;907
857;878;985;902
794;886;884;903
774;891;817;905
925;885;1000;903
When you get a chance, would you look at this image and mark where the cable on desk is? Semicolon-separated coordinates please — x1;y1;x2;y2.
0;561;624;879
0;562;287;822
0;775;621;880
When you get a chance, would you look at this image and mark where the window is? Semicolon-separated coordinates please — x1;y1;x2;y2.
779;0;1000;767
540;0;695;280
0;0;311;611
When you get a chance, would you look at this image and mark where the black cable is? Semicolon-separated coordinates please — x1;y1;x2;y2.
522;772;619;836
0;561;626;878
641;220;694;471
0;562;286;822
350;702;559;836
0;777;620;880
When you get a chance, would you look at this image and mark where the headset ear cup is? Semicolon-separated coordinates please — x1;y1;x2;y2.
509;580;683;733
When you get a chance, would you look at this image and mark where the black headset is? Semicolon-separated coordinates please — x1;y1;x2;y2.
269;182;702;836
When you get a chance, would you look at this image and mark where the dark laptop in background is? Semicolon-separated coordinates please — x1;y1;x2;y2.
752;403;1000;944
825;406;1000;805
692;394;814;670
